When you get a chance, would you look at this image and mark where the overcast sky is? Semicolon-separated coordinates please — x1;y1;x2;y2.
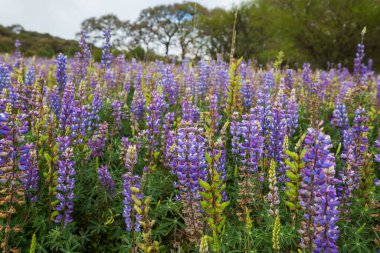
0;0;243;40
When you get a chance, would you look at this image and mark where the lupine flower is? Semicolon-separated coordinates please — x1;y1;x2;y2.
122;172;142;232
354;43;365;78
285;89;298;136
101;29;113;69
298;127;336;251
161;66;179;105
241;79;254;110
268;160;280;217
56;53;67;95
88;122;108;158
145;90;166;152
284;69;293;90
331;102;349;131
55;136;76;226
25;67;35;86
125;144;138;172
59;82;79;140
19;143;39;203
237;115;264;221
97;165;115;194
268;94;287;180
182;88;200;124
172;125;206;242
0;64;11;91
197;60;209;98
77;31;91;80
314;165;340;253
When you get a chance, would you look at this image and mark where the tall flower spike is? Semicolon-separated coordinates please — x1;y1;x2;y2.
298;127;336;251
97;165;115;194
268;160;280;217
101;29;113;69
173;125;206;243
123;172;142;232
56;53;67;96
54;136;76;226
19;143;39;203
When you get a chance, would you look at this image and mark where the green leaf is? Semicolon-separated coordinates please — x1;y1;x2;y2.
205;152;212;164
44;152;52;162
285;150;298;160
285;201;296;209
286;171;299;181
219;201;230;212
285;160;298;172
199;179;211;191
199;191;212;199
285;182;296;190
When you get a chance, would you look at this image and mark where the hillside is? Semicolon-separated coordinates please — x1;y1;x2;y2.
0;24;81;58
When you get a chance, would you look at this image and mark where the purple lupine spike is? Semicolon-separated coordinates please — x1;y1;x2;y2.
285;69;293;90
122;172;142;232
241;79;254;110
78;31;91;80
208;94;221;130
104;68;116;90
49;88;61;115
197;60;208;98
264;71;275;90
130;83;145;124
172;125;206;241
25;67;35;86
56;53;67;96
338;107;369;213
298;128;336;251
19;143;39;203
59;82;78;134
146;91;167;152
238;115;264;173
251;80;271;138
354;43;365;78
55;136;76;226
268;94;287;181
314;164;340;253
182;88;200;124
331;102;349;133
0;64;10;91
97;165;115;194
88;122;108;158
161;66;179;106
285;89;298;136
101;29;113;69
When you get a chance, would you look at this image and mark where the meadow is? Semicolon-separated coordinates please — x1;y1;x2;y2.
0;30;379;252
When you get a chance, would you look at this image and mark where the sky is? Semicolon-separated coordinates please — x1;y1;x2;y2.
0;0;243;40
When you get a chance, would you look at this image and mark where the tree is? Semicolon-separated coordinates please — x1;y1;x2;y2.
80;14;131;50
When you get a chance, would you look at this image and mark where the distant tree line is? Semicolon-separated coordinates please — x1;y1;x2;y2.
1;0;380;69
